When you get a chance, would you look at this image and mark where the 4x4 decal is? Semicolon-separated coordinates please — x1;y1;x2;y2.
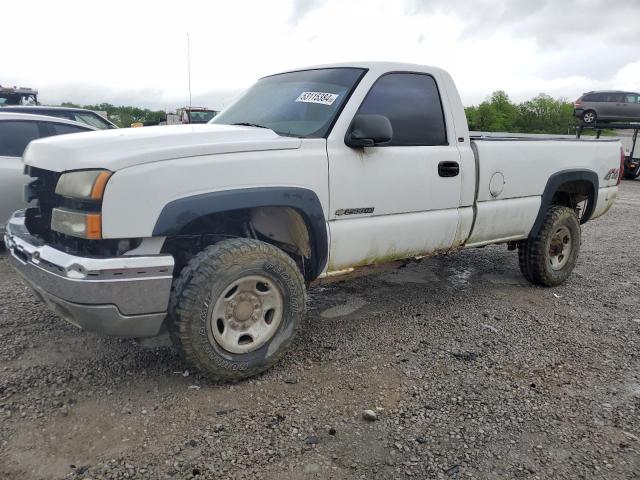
604;168;619;180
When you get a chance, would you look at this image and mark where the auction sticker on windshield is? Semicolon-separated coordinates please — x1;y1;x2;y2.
296;91;339;105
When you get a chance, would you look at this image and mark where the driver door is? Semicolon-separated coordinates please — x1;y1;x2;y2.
326;72;463;271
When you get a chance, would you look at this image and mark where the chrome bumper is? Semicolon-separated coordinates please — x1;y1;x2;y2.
4;211;174;337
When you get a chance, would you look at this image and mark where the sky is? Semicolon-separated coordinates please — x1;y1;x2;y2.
2;0;639;111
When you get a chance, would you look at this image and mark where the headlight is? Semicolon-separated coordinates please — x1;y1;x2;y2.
55;170;112;200
52;170;111;239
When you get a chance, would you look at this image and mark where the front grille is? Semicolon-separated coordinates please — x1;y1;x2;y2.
24;166;61;241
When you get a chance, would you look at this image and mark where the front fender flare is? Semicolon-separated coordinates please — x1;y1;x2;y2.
152;187;328;279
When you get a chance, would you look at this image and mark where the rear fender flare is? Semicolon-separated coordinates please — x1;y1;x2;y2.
529;169;598;238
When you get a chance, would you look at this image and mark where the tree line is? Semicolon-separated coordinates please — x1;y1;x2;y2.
464;91;578;134
60;102;167;128
61;90;579;133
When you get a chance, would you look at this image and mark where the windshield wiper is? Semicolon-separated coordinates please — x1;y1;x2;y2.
231;122;269;129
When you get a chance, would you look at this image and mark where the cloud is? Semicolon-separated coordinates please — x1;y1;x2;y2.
403;0;640;102
3;0;639;111
38;83;242;112
289;0;325;26
612;60;640;92
407;0;640;48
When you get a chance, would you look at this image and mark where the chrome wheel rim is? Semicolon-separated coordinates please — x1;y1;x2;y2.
583;112;595;123
549;226;572;271
208;275;284;354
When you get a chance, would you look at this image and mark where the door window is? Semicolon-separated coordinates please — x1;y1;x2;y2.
0;120;41;156
604;93;624;103
72;112;113;129
624;94;639;104
355;73;447;146
48;122;91;135
35;110;75;121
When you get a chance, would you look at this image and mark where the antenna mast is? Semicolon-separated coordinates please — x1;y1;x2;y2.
187;32;192;109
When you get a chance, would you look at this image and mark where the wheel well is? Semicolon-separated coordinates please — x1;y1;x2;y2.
551;180;594;222
529;170;598;239
160;206;315;281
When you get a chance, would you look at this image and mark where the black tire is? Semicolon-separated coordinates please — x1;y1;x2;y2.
518;206;581;287
169;238;306;381
581;110;596;124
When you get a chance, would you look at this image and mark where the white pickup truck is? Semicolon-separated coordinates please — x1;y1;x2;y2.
5;62;622;380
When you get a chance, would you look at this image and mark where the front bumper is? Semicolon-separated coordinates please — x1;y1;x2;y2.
4;211;174;337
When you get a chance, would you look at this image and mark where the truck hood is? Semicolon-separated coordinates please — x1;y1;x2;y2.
23;124;302;172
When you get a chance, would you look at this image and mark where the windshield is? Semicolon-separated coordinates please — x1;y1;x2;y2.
189;110;218;123
211;68;365;138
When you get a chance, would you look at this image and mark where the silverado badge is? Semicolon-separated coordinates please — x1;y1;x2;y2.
335;207;375;216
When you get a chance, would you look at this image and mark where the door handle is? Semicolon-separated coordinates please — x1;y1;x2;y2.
438;161;460;177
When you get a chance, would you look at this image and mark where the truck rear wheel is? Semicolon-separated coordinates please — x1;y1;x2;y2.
169;238;306;381
518;206;581;287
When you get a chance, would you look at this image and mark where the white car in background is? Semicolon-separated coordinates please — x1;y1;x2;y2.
0;112;97;235
0;106;118;130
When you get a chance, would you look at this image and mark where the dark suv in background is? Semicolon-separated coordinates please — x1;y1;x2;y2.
574;91;640;124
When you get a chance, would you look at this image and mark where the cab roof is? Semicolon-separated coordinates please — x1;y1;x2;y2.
268;61;448;78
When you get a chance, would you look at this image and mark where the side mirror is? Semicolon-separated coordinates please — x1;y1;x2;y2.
345;114;393;148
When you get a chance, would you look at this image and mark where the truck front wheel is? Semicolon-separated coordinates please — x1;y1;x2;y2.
169;238;306;381
518;206;581;287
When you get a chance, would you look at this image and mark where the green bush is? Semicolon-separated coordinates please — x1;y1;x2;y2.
465;91;578;134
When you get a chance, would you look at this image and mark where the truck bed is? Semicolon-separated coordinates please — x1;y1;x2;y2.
464;136;621;247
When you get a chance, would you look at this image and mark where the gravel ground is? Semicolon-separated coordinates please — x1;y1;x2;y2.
1;181;639;480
